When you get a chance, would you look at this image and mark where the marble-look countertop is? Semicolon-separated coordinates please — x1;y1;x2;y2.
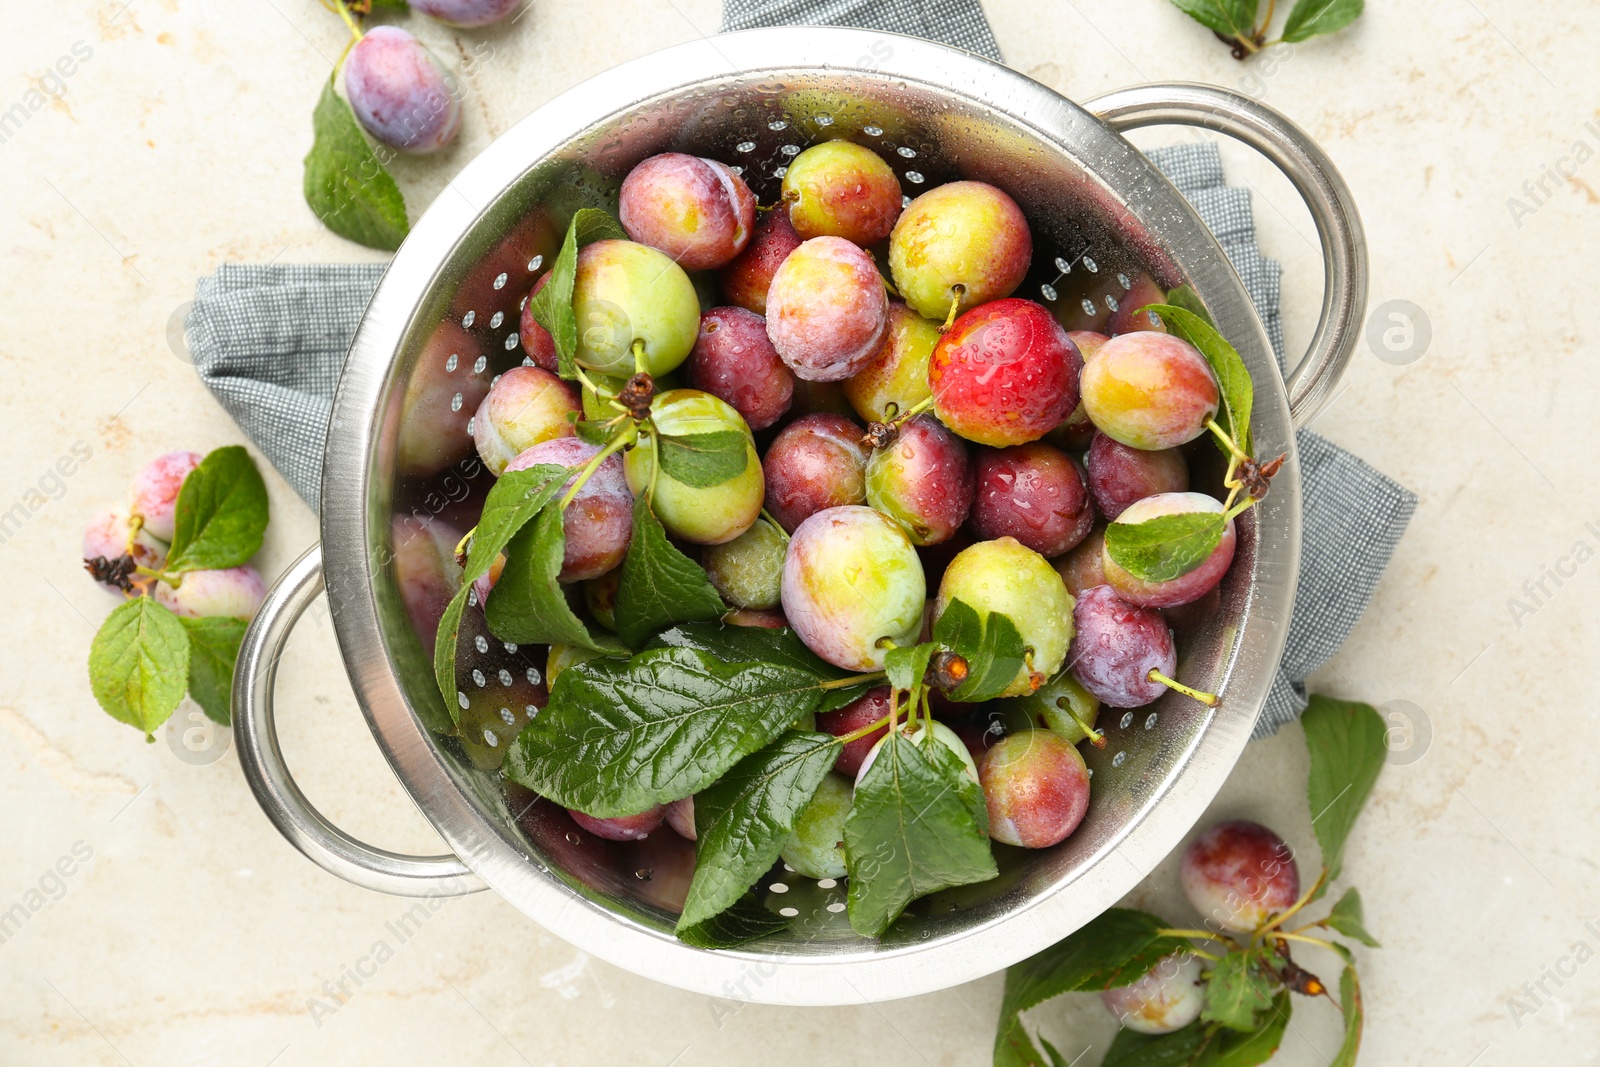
3;2;1597;1063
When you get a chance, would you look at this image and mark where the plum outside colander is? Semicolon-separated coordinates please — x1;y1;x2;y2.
233;27;1364;1006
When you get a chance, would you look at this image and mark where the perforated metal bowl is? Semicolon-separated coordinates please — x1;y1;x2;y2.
234;28;1364;1005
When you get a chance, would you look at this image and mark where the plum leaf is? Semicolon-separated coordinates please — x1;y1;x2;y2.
432;463;572;721
843;729;996;938
1162;284;1214;326
1331;966;1363;1066
485;504;628;654
613;496;725;648
1301;695;1386;882
933;599;1028;703
993;909;1193;1067
677;731;836;931
572;419;615;447
1142;303;1253;458
1323;887;1380;947
164;446;269;575
1201;949;1278;1032
646;622;868;714
883;641;937;694
1104;510;1226;584
676;892;791;949
180;615;246;725
1167;0;1260;37
1282;0;1364;42
88;597;191;738
655;430;750;488
503;647;823;816
302;76;409;251
526;207;628;380
1101;1023;1211;1067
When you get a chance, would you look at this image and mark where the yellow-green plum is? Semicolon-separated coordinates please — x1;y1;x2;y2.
471;366;579;476
780;772;854;879
842;302;940;423
624;389;763;545
888;180;1032;321
781;505;925;671
993;670;1101;746
572;239;700;377
702;517;786;609
1080;333;1219;450
781;140;903;247
935;537;1074;697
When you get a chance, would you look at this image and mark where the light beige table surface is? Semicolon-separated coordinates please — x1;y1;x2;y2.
3;2;1597;1064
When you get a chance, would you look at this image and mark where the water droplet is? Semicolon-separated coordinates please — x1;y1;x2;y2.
493;272;508;290
527;255;544;272
462;310;476;327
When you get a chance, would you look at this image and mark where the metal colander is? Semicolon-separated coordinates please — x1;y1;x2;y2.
235;27;1364;1005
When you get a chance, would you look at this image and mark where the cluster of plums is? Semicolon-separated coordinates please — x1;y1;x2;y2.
1103;820;1300;1033
82;452;266;620
459;140;1238;863
339;0;523;155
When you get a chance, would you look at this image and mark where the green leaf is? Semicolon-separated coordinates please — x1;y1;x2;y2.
676;893;790;949
1301;695;1386;881
613;496;726;648
655;430;751;489
677;731;836;930
844;731;997;938
1281;0;1363;42
646;621;870;714
180;616;246;726
573;419;615;447
1162;285;1214;326
484;505;627;654
1323;887;1380;947
504;647;824;817
1167;0;1260;37
527;207;628;379
302;76;409;251
164;446;269;574
933;599;1026;703
1102;1023;1212;1067
922;728;989;836
1202;950;1277;1032
1142;303;1253;457
1104;511;1227;584
1331;967;1363;1067
432;464;572;721
1208;991;1291;1066
884;641;937;693
995;909;1194;1067
88;597;191;737
367;0;409;8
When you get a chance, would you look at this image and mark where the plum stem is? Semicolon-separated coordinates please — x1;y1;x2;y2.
1057;698;1105;747
1157;927;1234;944
326;0;364;42
832;712;893;746
1205;417;1249;463
1147;669;1218;707
560;430;633;510
939;285;966;333
1275;931;1338;952
632;338;647;376
818;670;887;692
572;364;614;400
759;510;790;542
1261;867;1328;934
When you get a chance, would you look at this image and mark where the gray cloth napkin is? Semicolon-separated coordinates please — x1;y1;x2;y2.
187;6;1415;737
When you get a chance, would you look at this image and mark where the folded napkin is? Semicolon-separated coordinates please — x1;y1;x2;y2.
187;5;1414;737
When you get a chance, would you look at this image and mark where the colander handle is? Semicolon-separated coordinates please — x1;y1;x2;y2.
1087;83;1368;427
233;544;486;898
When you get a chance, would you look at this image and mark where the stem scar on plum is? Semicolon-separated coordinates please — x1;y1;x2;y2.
617;372;656;422
85;555;137;593
930;650;969;691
